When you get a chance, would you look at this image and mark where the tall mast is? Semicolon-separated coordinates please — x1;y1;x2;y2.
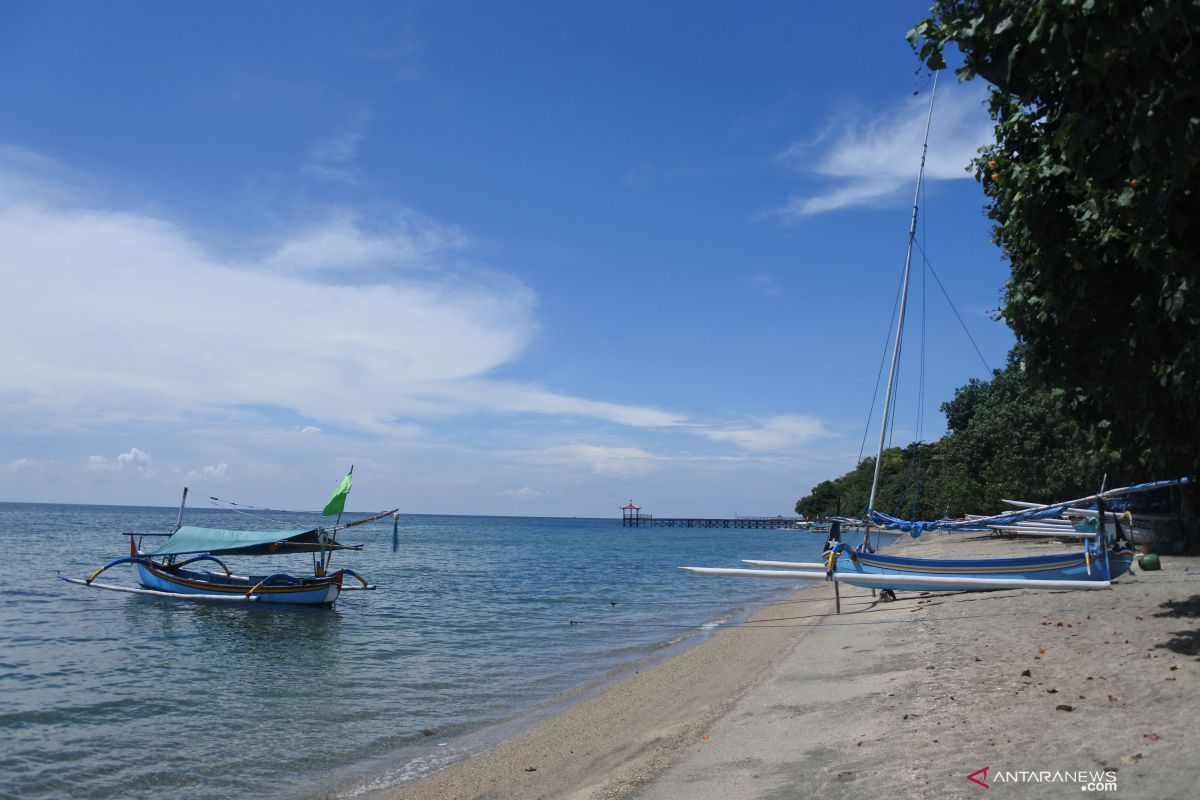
867;72;939;515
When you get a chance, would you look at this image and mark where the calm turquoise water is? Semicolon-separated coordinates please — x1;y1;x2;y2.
0;503;848;799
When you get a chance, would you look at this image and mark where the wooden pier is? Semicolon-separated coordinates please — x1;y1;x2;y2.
620;501;803;529
623;515;805;529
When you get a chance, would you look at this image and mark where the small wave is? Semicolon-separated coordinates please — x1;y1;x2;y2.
332;745;468;798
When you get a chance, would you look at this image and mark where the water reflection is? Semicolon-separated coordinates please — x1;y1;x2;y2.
121;591;346;665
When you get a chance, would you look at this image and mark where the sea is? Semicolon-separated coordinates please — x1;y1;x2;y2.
0;503;856;799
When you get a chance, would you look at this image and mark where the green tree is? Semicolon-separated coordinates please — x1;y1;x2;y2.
795;478;844;518
932;350;1096;512
795;355;1096;519
908;1;1200;487
796;441;944;520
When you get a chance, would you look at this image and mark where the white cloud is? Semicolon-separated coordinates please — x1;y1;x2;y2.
0;149;687;438
87;447;153;472
262;208;468;276
118;447;152;466
770;82;992;220
184;459;229;482
300;426;322;434
498;486;545;499
701;415;829;452
543;444;661;477
6;457;34;473
402;381;685;428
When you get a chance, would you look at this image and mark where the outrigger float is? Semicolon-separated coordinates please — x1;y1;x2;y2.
62;469;398;606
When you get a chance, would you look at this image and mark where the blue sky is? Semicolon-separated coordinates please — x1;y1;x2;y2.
0;1;1013;517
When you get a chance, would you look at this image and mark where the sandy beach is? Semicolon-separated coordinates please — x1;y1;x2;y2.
364;534;1199;800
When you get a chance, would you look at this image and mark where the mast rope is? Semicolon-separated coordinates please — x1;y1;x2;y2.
913;240;993;374
207;496;301;526
857;266;908;465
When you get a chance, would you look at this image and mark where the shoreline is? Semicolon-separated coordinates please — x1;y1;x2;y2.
323;581;805;799
334;534;1199;799
331;579;837;800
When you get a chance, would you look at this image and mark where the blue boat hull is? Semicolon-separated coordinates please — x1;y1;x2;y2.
833;547;1132;592
136;561;342;606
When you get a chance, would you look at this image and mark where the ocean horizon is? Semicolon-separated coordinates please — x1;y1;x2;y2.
0;502;856;799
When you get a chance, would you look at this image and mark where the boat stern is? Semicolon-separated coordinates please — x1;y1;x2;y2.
1108;547;1136;580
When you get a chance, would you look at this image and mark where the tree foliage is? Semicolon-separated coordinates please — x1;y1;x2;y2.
909;0;1200;478
796;441;944;520
934;348;1096;510
796;354;1096;518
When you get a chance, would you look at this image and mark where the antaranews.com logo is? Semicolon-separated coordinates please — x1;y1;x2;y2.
967;765;1119;792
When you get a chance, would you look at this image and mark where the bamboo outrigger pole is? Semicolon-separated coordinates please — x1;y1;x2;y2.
679;567;1113;591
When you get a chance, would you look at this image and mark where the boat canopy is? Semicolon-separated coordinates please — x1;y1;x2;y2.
152;526;334;556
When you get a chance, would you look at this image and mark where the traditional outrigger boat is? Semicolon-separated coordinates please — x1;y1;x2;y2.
62;470;398;606
680;75;1186;602
681;480;1187;594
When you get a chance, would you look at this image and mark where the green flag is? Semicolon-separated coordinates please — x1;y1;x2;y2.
322;470;353;516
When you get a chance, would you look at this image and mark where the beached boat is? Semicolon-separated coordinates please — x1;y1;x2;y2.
681;75;1181;598
687;479;1181;596
62;470;398;606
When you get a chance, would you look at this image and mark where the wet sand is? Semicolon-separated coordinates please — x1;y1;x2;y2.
363;534;1200;800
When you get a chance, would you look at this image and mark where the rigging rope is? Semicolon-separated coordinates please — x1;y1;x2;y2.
857;265;908;465
913;240;993;374
207;496;300;527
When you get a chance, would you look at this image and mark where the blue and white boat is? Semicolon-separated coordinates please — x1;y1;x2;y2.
63;471;396;606
828;544;1131;589
679;482;1164;594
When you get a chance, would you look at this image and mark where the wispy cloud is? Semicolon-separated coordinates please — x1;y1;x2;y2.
747;273;782;297
0;145;84;206
701;415;830;452
403;382;685;428
542;444;662;477
303;107;372;184
769;82;992;220
261;208;469;277
498;486;546;499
